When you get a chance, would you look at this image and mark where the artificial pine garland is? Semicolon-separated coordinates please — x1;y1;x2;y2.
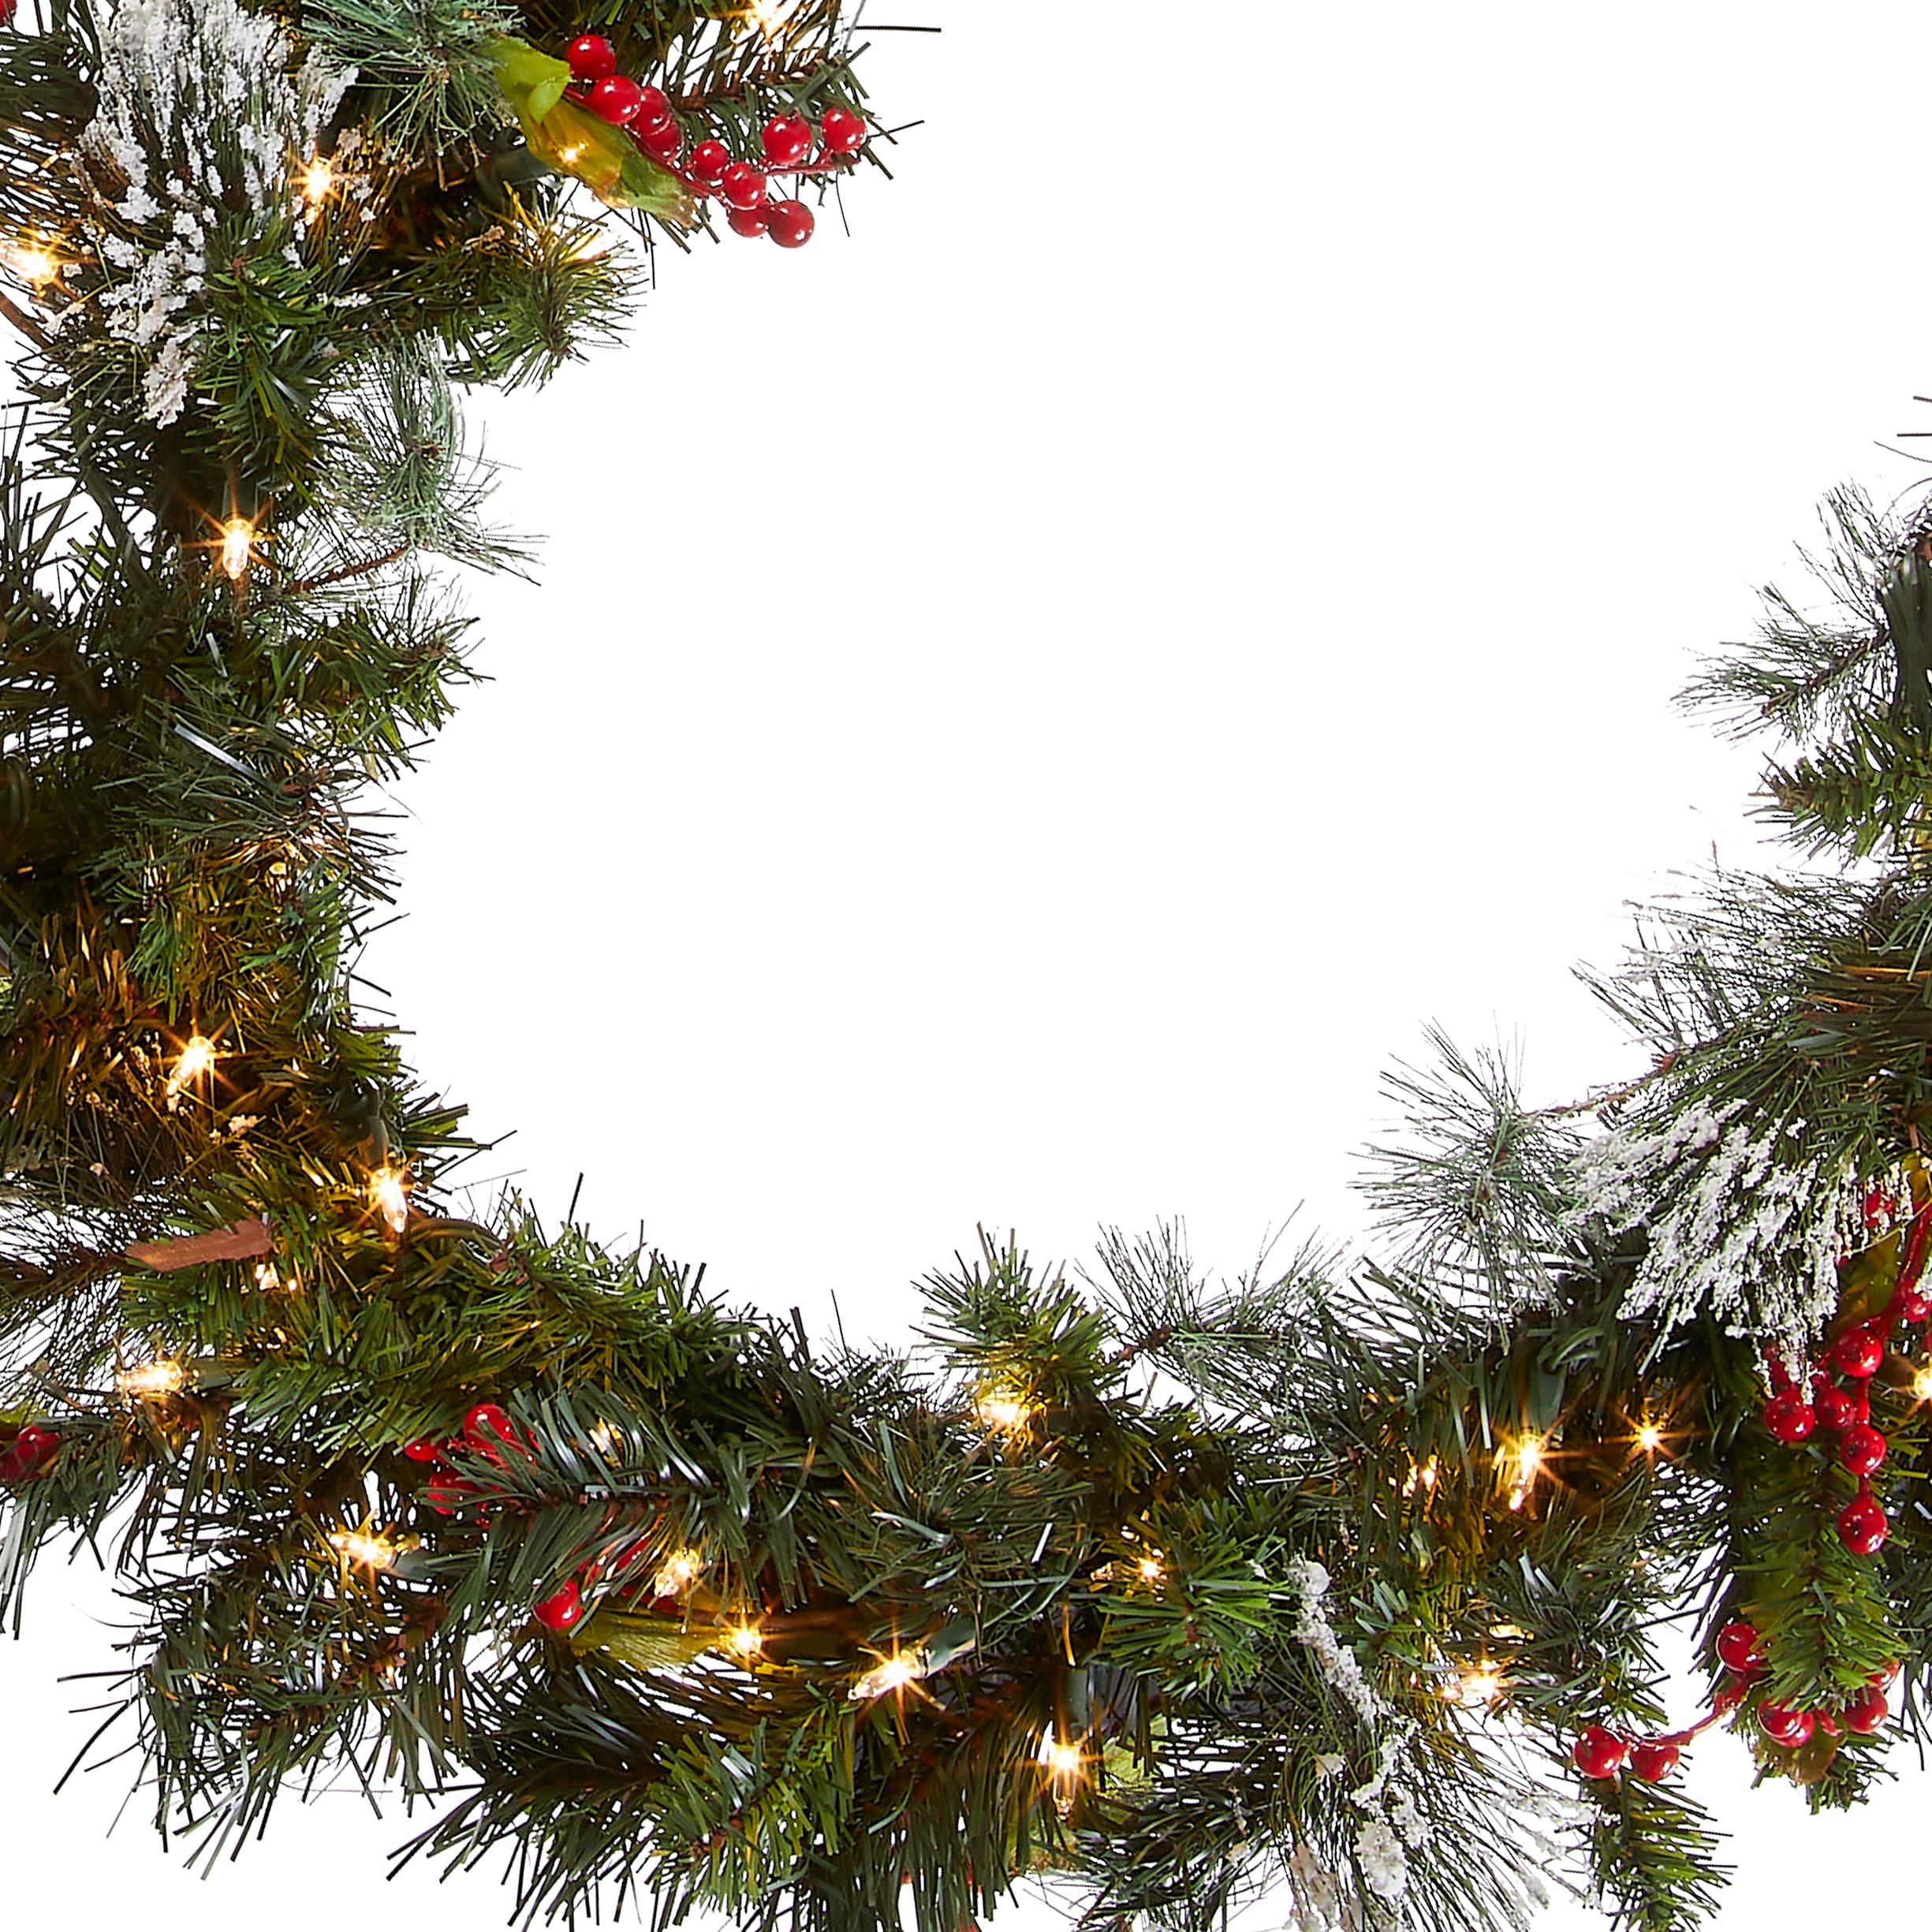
6;3;1932;1930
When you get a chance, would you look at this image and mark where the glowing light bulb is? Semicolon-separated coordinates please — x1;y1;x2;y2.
6;239;58;287
1913;1363;1932;1403
590;1419;621;1453
652;1548;702;1598
722;1623;763;1660
1505;1433;1546;1509
300;155;334;203
1136;1553;1166;1584
166;1033;218;1095
972;1390;1031;1431
1403;1456;1439;1497
850;1650;926;1700
369;1165;409;1233
218;516;255;580
330;1529;397;1570
1456;1660;1505;1706
1635;1421;1665;1453
117;1359;185;1399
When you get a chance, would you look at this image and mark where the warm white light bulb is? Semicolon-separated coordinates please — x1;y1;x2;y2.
300;155;334;203
1635;1421;1665;1453
166;1032;218;1094
652;1548;702;1598
218;517;255;580
972;1391;1031;1431
118;1359;185;1399
850;1650;925;1700
722;1623;763;1659
330;1529;396;1570
370;1166;409;1233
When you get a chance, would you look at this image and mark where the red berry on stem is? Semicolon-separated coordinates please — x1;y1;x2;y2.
464;1401;520;1458
1815;1384;1857;1431
1894;1285;1932;1322
727;204;770;238
631;84;673;134
1831;1325;1885;1378
1763;1388;1815;1442
402;1437;444;1464
1841;1684;1889;1734
1628;1739;1680;1781
1711;1678;1748;1715
1715;1621;1763;1673
1759;1700;1815;1747
424;1476;476;1514
688;139;730;188
1840;1422;1887;1476
588;75;646;125
533;1579;585;1632
1839;1490;1889;1556
719;162;767;210
766;198;814;248
762;114;813;167
1572;1725;1626;1779
636;119;681;163
566;34;617;81
819;105;866;154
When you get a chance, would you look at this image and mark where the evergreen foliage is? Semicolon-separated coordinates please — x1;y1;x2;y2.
6;1;1932;1929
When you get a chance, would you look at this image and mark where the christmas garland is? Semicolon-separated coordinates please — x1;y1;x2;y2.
8;3;1932;1930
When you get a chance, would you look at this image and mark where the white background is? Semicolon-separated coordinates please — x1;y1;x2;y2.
7;1;1932;1925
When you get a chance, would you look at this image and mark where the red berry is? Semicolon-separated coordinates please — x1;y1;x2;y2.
566;34;617;81
1628;1739;1680;1781
1841;1684;1889;1734
1763;1388;1815;1443
1572;1725;1626;1779
819;105;866;155
762;114;813;167
533;1579;585;1632
0;1423;57;1482
1715;1621;1763;1673
1831;1325;1885;1378
636;118;681;162
1895;1286;1932;1322
588;75;645;126
630;84;673;134
688;139;731;188
1815;1385;1857;1431
726;204;770;238
766;199;814;248
423;1476;476;1514
463;1401;520;1459
1838;1490;1889;1556
1840;1422;1887;1476
1759;1699;1814;1747
1711;1678;1748;1715
402;1437;445;1464
718;162;768;210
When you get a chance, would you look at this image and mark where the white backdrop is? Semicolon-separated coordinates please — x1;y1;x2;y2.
6;2;1932;1925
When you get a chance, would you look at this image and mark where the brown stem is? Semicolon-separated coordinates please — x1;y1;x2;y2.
283;544;412;596
0;289;51;351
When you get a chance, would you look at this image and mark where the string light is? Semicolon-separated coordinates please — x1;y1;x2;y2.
850;1649;926;1700
1136;1553;1166;1584
1454;1659;1505;1706
218;515;256;580
117;1359;185;1399
653;1547;702;1598
1913;1363;1932;1403
5;237;59;287
590;1419;621;1453
165;1032;218;1095
1402;1456;1439;1497
1635;1420;1665;1454
972;1389;1032;1432
1505;1433;1546;1510
721;1623;763;1660
330;1529;397;1570
300;155;334;203
746;0;789;32
369;1165;409;1233
1038;1729;1086;1815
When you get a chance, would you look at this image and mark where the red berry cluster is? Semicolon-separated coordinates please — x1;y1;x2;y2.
1713;1619;1893;1751
1760;1199;1932;1557
562;34;865;251
405;1403;671;1636
0;1419;58;1483
1571;1619;1894;1783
